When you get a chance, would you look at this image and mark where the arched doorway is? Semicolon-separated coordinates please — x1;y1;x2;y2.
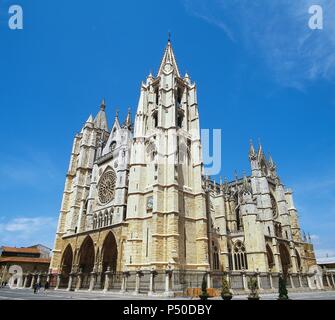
60;245;73;288
279;243;291;277
78;236;95;289
101;232;118;289
266;244;275;270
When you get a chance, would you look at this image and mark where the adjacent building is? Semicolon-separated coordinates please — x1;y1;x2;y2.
0;245;51;287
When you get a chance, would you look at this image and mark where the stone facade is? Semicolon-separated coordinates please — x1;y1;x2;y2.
50;41;317;294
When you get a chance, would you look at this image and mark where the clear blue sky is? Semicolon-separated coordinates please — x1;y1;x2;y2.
0;0;334;258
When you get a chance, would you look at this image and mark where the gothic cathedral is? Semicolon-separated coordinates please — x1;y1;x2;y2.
50;40;317;293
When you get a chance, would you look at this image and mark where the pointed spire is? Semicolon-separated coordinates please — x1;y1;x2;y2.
146;71;154;85
268;154;276;169
249;139;257;160
100;98;106;111
94;99;108;131
123;107;132;129
243;170;247;182
86;114;94;123
184;72;191;84
224;177;229;194
257;139;264;159
157;39;181;77
219;176;224;193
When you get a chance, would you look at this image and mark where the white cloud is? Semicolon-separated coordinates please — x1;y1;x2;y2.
315;248;335;259
0;217;57;248
182;0;335;88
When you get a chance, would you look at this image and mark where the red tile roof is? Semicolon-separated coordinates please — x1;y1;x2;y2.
1;246;40;254
0;257;50;264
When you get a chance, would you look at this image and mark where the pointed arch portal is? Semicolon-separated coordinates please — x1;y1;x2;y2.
279;243;291;276
78;236;95;273
60;244;73;288
102;232;118;273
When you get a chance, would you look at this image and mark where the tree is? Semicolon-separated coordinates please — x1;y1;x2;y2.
278;275;289;300
221;275;233;300
247;276;260;300
199;274;209;300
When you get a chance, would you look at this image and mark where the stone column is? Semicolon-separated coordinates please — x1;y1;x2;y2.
55;273;61;290
326;273;331;288
120;271;129;293
273;239;281;273
256;271;262;291
134;269;142;294
331;273;335;288
269;272;274;290
242;271;248;291
88;271;96;292
298;272;303;287
164;267;173;297
148;268;157;296
30;274;36;289
103;267;111;293
206;271;211;289
67;272;74;291
226;268;231;286
75;271;82;291
289;273;295;289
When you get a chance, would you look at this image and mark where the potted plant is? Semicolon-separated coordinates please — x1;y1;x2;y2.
278;275;289;300
221;276;233;300
247;276;260;300
199;274;209;300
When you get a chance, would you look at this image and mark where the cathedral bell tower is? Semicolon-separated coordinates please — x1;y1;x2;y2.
125;40;210;271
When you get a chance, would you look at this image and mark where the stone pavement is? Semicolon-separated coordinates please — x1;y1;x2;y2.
0;287;335;300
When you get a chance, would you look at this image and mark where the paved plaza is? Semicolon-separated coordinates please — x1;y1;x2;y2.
0;287;335;300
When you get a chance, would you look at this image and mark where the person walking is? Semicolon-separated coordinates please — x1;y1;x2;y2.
33;282;38;294
44;281;49;295
37;282;42;293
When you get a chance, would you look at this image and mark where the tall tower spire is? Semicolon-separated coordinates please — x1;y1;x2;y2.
94;98;108;131
157;39;181;77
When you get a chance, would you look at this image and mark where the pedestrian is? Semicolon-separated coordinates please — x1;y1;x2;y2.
33;282;38;294
44;281;49;295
